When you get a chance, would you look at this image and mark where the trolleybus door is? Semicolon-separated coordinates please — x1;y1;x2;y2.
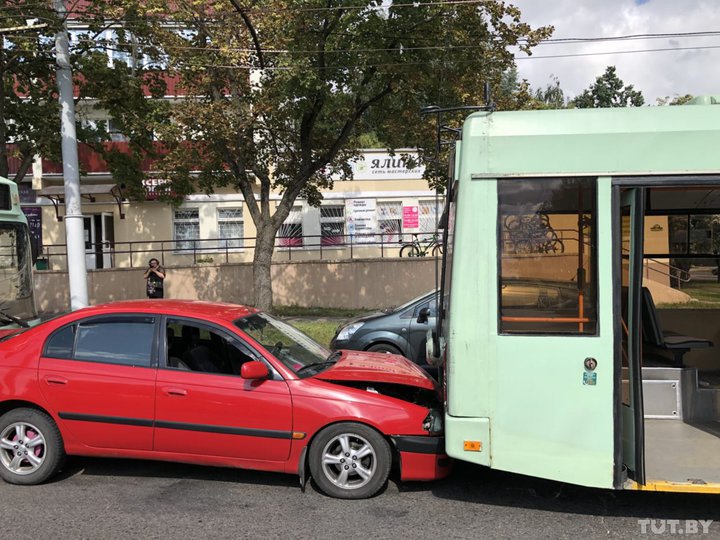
618;187;646;484
480;177;616;489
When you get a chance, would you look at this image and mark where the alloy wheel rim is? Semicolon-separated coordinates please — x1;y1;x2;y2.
321;433;376;490
0;422;46;475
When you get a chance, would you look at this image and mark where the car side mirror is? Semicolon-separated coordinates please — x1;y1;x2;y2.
241;361;270;380
417;307;431;324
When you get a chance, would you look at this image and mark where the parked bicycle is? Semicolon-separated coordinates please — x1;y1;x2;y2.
400;233;444;257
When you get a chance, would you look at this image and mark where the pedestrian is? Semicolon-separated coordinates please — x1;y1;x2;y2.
144;258;166;298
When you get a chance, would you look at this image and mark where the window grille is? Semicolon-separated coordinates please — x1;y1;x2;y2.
278;206;303;247
173;208;199;251
217;208;244;249
320;205;345;246
419;200;444;240
378;202;402;243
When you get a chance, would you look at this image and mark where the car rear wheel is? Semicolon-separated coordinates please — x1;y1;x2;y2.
309;422;391;499
0;408;65;485
367;343;402;356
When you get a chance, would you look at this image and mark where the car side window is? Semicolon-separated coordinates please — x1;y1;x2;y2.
74;319;155;367
44;325;76;359
165;318;273;378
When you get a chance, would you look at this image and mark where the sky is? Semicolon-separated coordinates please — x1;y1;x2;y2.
509;0;720;104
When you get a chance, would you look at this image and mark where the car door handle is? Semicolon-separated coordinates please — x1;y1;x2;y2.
163;387;187;397
44;376;68;385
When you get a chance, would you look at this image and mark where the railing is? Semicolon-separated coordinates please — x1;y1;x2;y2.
37;231;443;271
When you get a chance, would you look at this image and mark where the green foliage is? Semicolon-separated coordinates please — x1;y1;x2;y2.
494;71;566;111
656;94;694;106
571;66;644;108
3;0;551;308
0;2;63;181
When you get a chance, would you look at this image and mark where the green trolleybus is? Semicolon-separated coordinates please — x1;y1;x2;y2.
0;176;38;331
433;96;720;493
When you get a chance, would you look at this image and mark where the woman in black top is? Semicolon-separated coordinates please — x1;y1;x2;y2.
144;258;166;298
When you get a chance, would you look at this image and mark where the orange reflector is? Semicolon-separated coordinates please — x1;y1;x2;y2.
463;440;482;452
292;432;306;440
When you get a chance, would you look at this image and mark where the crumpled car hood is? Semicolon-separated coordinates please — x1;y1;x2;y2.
313;349;436;390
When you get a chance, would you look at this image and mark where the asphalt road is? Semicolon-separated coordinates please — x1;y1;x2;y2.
2;458;720;539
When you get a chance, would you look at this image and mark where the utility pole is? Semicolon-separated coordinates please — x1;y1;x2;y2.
53;0;88;309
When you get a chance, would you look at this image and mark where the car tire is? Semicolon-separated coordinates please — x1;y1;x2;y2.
0;408;65;485
367;343;403;356
309;422;392;499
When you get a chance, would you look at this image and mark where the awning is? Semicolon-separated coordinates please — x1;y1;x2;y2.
38;183;125;221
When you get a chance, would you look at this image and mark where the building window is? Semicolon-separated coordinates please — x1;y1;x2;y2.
320;205;345;246
378;202;402;243
107;119;128;142
278;206;303;247
174;208;199;251
217;208;243;249
419;200;444;240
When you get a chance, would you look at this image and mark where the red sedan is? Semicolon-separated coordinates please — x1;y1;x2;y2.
0;300;449;499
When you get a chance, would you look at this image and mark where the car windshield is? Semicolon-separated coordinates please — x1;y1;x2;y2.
0;223;37;325
235;312;335;377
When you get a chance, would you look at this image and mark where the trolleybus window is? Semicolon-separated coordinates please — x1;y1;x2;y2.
498;178;597;335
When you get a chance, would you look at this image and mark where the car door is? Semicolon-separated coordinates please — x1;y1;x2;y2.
154;317;293;462
38;314;158;450
406;295;438;369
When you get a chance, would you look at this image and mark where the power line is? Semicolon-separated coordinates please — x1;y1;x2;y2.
70;30;720;56
516;44;720;61
535;30;720;45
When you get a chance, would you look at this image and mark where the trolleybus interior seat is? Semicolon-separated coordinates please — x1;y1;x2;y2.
640;287;713;367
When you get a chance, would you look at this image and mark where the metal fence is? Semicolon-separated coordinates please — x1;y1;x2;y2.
37;231;444;271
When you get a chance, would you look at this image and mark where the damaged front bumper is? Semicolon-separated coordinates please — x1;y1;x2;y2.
391;435;452;481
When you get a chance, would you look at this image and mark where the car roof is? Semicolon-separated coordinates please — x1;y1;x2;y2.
73;299;257;322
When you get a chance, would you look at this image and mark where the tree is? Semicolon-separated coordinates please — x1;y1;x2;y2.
56;1;552;310
495;73;567;111
0;2;63;183
656;94;694;106
0;1;163;193
534;75;566;109
145;1;552;310
571;66;644;108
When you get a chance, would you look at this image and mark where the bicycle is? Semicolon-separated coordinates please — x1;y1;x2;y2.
400;233;444;257
503;212;564;254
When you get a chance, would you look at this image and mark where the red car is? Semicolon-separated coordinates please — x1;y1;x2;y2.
0;300;449;499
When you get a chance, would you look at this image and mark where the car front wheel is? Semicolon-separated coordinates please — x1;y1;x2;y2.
309;422;391;499
0;408;65;485
367;343;402;356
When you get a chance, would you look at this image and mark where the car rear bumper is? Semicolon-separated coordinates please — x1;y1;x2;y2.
391;435;452;481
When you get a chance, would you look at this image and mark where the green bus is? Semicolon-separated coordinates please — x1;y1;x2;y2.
0;176;38;331
433;96;720;493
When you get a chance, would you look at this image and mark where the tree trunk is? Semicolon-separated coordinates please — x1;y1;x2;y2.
252;222;278;311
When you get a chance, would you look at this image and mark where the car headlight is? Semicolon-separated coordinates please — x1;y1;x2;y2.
336;322;364;341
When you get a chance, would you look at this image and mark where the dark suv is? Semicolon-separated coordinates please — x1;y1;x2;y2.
330;290;438;376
